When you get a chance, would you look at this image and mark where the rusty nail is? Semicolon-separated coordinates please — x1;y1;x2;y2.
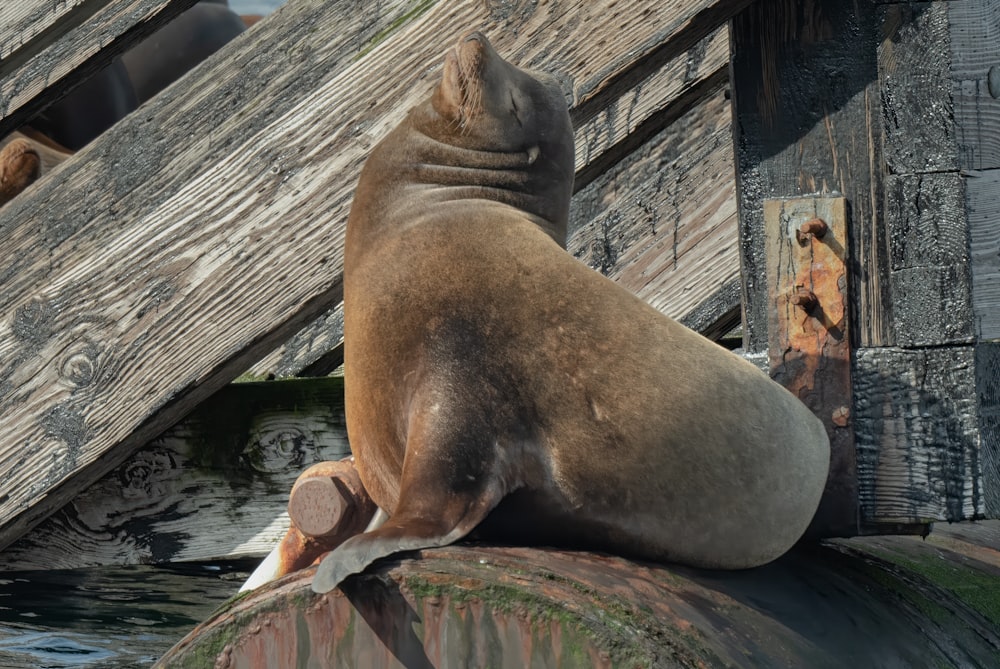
791;288;818;313
796;218;828;244
832;406;850;427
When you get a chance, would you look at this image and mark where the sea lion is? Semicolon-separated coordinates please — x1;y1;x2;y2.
250;31;831;595
122;2;247;104
27;59;137;151
0;130;72;207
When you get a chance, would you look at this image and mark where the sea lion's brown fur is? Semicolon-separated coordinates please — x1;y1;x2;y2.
0;130;71;207
312;32;830;593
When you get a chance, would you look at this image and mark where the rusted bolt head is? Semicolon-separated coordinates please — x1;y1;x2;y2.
791;288;819;313
288;476;347;538
796;218;828;244
832;406;850;427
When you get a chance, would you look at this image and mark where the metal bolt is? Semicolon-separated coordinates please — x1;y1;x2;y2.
791;288;818;313
989;65;1000;100
796;218;828;244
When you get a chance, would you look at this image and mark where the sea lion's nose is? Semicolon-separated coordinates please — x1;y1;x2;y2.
463;31;486;43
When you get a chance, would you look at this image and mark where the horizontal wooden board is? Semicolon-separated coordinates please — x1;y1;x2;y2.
0;0;757;552
0;0;200;139
0;377;350;570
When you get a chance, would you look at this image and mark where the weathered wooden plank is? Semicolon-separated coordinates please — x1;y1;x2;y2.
950;0;1000;171
854;346;986;524
730;0;891;352
0;377;350;571
0;0;87;61
0;0;759;552
886;172;974;347
0;0;200;139
250;25;735;378
569;86;739;326
968;169;1000;341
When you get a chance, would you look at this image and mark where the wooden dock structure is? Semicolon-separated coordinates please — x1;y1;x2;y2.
2;0;1000;664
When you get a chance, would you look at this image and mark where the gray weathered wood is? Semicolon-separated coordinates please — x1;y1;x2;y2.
950;0;1000;171
854;346;986;524
570;86;739;325
967;169;1000;341
730;0;891;351
877;2;957;175
0;377;349;571
0;0;199;139
0;0;758;552
886;172;974;347
249;24;736;379
977;343;1000;517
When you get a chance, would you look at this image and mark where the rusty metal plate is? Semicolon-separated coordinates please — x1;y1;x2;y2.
765;196;857;537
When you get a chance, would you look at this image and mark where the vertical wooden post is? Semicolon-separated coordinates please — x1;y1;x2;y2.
731;0;1000;530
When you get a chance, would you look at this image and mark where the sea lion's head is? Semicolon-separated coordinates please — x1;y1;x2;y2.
431;33;571;154
405;32;575;238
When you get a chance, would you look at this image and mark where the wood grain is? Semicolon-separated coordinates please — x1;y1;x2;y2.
967;168;1000;341
569;86;739;325
877;2;958;175
0;377;350;570
854;346;985;524
950;0;1000;171
886;172;974;347
0;0;758;551
976;343;1000;517
0;0;200;139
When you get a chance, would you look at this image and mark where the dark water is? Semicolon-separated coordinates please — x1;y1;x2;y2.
0;562;251;668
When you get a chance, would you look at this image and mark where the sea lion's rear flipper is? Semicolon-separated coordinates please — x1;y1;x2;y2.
311;487;501;594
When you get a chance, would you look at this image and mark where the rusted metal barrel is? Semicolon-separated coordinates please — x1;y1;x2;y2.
156;528;1000;668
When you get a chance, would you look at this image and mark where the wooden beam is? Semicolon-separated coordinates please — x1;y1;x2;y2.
0;0;760;552
569;84;739;327
0;377;349;571
0;0;200;139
